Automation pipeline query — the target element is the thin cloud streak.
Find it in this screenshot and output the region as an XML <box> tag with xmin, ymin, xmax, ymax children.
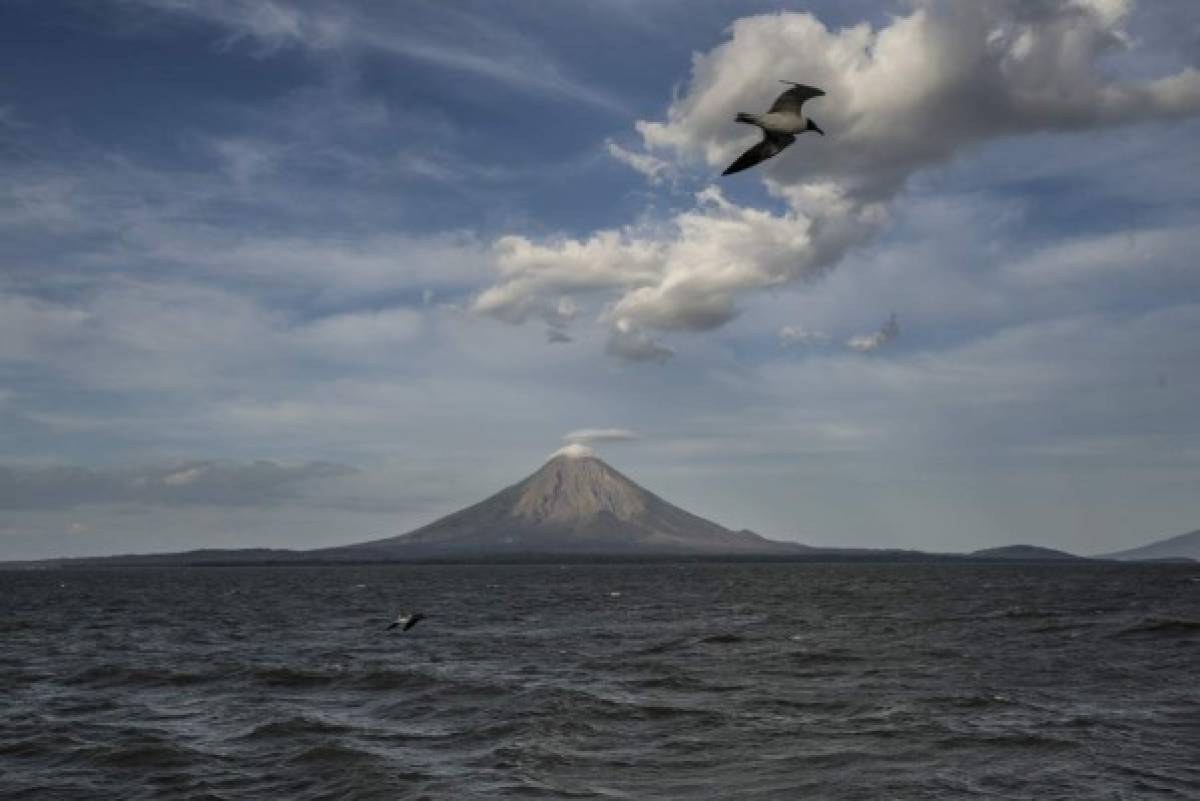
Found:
<box><xmin>563</xmin><ymin>428</ymin><xmax>641</xmax><ymax>445</ymax></box>
<box><xmin>125</xmin><ymin>0</ymin><xmax>627</xmax><ymax>113</ymax></box>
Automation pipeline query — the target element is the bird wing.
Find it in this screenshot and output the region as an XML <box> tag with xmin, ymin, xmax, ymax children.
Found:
<box><xmin>402</xmin><ymin>614</ymin><xmax>424</xmax><ymax>631</ymax></box>
<box><xmin>722</xmin><ymin>132</ymin><xmax>795</xmax><ymax>176</ymax></box>
<box><xmin>386</xmin><ymin>621</ymin><xmax>400</xmax><ymax>630</ymax></box>
<box><xmin>768</xmin><ymin>83</ymin><xmax>825</xmax><ymax>114</ymax></box>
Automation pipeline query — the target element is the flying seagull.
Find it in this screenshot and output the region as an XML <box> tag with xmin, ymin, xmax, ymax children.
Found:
<box><xmin>723</xmin><ymin>81</ymin><xmax>825</xmax><ymax>176</ymax></box>
<box><xmin>386</xmin><ymin>611</ymin><xmax>425</xmax><ymax>632</ymax></box>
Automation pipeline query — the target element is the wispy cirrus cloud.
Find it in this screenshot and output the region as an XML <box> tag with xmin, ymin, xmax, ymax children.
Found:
<box><xmin>606</xmin><ymin>139</ymin><xmax>674</xmax><ymax>184</ymax></box>
<box><xmin>123</xmin><ymin>0</ymin><xmax>626</xmax><ymax>113</ymax></box>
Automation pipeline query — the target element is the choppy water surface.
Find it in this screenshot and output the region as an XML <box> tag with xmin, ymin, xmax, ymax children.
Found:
<box><xmin>2</xmin><ymin>562</ymin><xmax>1198</xmax><ymax>799</ymax></box>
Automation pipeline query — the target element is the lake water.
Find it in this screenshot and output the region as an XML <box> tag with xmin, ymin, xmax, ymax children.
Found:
<box><xmin>2</xmin><ymin>562</ymin><xmax>1198</xmax><ymax>799</ymax></box>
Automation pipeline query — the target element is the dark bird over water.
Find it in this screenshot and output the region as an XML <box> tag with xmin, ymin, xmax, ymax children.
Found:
<box><xmin>386</xmin><ymin>611</ymin><xmax>425</xmax><ymax>631</ymax></box>
<box><xmin>723</xmin><ymin>81</ymin><xmax>825</xmax><ymax>176</ymax></box>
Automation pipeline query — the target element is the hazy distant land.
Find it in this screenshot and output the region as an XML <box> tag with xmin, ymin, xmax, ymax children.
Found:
<box><xmin>5</xmin><ymin>454</ymin><xmax>1194</xmax><ymax>568</ymax></box>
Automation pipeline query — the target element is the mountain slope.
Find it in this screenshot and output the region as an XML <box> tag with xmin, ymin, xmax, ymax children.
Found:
<box><xmin>1101</xmin><ymin>529</ymin><xmax>1200</xmax><ymax>561</ymax></box>
<box><xmin>331</xmin><ymin>451</ymin><xmax>798</xmax><ymax>557</ymax></box>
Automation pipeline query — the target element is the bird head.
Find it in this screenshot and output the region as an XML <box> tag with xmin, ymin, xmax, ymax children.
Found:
<box><xmin>806</xmin><ymin>118</ymin><xmax>825</xmax><ymax>136</ymax></box>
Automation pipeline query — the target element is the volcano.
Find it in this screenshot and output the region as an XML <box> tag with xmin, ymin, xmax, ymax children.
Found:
<box><xmin>330</xmin><ymin>447</ymin><xmax>798</xmax><ymax>558</ymax></box>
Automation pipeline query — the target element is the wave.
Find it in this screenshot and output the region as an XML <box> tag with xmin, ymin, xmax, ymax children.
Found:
<box><xmin>238</xmin><ymin>715</ymin><xmax>353</xmax><ymax>741</ymax></box>
<box><xmin>287</xmin><ymin>742</ymin><xmax>381</xmax><ymax>766</ymax></box>
<box><xmin>935</xmin><ymin>694</ymin><xmax>1014</xmax><ymax>709</ymax></box>
<box><xmin>347</xmin><ymin>668</ymin><xmax>445</xmax><ymax>692</ymax></box>
<box><xmin>627</xmin><ymin>636</ymin><xmax>693</xmax><ymax>656</ymax></box>
<box><xmin>0</xmin><ymin>731</ymin><xmax>85</xmax><ymax>760</ymax></box>
<box><xmin>936</xmin><ymin>732</ymin><xmax>1075</xmax><ymax>750</ymax></box>
<box><xmin>623</xmin><ymin>675</ymin><xmax>746</xmax><ymax>693</ymax></box>
<box><xmin>89</xmin><ymin>741</ymin><xmax>199</xmax><ymax>768</ymax></box>
<box><xmin>515</xmin><ymin>685</ymin><xmax>728</xmax><ymax>727</ymax></box>
<box><xmin>627</xmin><ymin>631</ymin><xmax>747</xmax><ymax>655</ymax></box>
<box><xmin>1112</xmin><ymin>618</ymin><xmax>1200</xmax><ymax>637</ymax></box>
<box><xmin>252</xmin><ymin>667</ymin><xmax>337</xmax><ymax>687</ymax></box>
<box><xmin>1030</xmin><ymin>621</ymin><xmax>1086</xmax><ymax>634</ymax></box>
<box><xmin>788</xmin><ymin>648</ymin><xmax>864</xmax><ymax>666</ymax></box>
<box><xmin>632</xmin><ymin>703</ymin><xmax>727</xmax><ymax>722</ymax></box>
<box><xmin>993</xmin><ymin>606</ymin><xmax>1056</xmax><ymax>619</ymax></box>
<box><xmin>64</xmin><ymin>664</ymin><xmax>215</xmax><ymax>687</ymax></box>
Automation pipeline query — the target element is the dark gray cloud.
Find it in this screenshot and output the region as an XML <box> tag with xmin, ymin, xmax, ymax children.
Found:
<box><xmin>605</xmin><ymin>319</ymin><xmax>674</xmax><ymax>364</ymax></box>
<box><xmin>847</xmin><ymin>313</ymin><xmax>899</xmax><ymax>353</ymax></box>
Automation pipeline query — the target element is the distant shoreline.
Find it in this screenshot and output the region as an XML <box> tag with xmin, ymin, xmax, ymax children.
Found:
<box><xmin>4</xmin><ymin>552</ymin><xmax>1195</xmax><ymax>570</ymax></box>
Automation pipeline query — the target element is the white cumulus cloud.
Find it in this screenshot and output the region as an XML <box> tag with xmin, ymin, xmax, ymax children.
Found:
<box><xmin>473</xmin><ymin>1</ymin><xmax>1200</xmax><ymax>360</ymax></box>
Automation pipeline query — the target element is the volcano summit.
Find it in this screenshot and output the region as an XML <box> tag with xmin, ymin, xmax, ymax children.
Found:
<box><xmin>331</xmin><ymin>448</ymin><xmax>797</xmax><ymax>559</ymax></box>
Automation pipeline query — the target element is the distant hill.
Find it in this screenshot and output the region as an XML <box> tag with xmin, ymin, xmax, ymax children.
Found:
<box><xmin>1100</xmin><ymin>529</ymin><xmax>1200</xmax><ymax>562</ymax></box>
<box><xmin>2</xmin><ymin>548</ymin><xmax>308</xmax><ymax>569</ymax></box>
<box><xmin>970</xmin><ymin>544</ymin><xmax>1082</xmax><ymax>561</ymax></box>
<box><xmin>319</xmin><ymin>449</ymin><xmax>802</xmax><ymax>559</ymax></box>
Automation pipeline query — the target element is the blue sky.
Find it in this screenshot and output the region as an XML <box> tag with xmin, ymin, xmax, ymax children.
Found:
<box><xmin>1</xmin><ymin>0</ymin><xmax>1198</xmax><ymax>559</ymax></box>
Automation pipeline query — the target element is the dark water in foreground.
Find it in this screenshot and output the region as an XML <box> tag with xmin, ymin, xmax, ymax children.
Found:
<box><xmin>2</xmin><ymin>563</ymin><xmax>1198</xmax><ymax>800</ymax></box>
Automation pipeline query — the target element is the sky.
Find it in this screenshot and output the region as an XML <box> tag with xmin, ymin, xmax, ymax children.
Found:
<box><xmin>1</xmin><ymin>0</ymin><xmax>1198</xmax><ymax>560</ymax></box>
